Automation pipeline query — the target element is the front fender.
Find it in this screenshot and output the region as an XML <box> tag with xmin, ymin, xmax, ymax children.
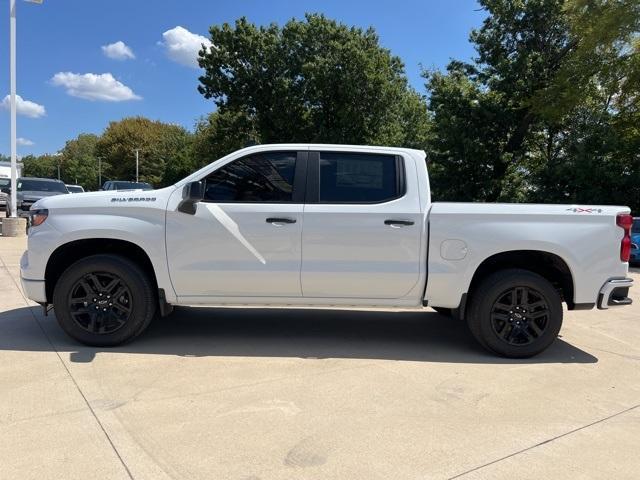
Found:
<box><xmin>24</xmin><ymin>208</ymin><xmax>175</xmax><ymax>303</ymax></box>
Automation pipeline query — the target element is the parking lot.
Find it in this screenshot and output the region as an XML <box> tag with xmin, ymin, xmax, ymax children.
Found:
<box><xmin>1</xmin><ymin>234</ymin><xmax>639</xmax><ymax>480</ymax></box>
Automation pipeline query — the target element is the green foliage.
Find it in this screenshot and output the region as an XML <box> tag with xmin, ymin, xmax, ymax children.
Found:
<box><xmin>22</xmin><ymin>154</ymin><xmax>59</xmax><ymax>179</ymax></box>
<box><xmin>198</xmin><ymin>14</ymin><xmax>430</xmax><ymax>149</ymax></box>
<box><xmin>190</xmin><ymin>110</ymin><xmax>259</xmax><ymax>170</ymax></box>
<box><xmin>21</xmin><ymin>135</ymin><xmax>101</xmax><ymax>189</ymax></box>
<box><xmin>95</xmin><ymin>117</ymin><xmax>193</xmax><ymax>187</ymax></box>
<box><xmin>533</xmin><ymin>0</ymin><xmax>640</xmax><ymax>120</ymax></box>
<box><xmin>60</xmin><ymin>133</ymin><xmax>101</xmax><ymax>188</ymax></box>
<box><xmin>425</xmin><ymin>0</ymin><xmax>640</xmax><ymax>211</ymax></box>
<box><xmin>425</xmin><ymin>66</ymin><xmax>514</xmax><ymax>201</ymax></box>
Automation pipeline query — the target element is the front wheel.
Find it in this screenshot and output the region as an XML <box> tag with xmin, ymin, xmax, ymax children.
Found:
<box><xmin>466</xmin><ymin>269</ymin><xmax>563</xmax><ymax>358</ymax></box>
<box><xmin>53</xmin><ymin>254</ymin><xmax>156</xmax><ymax>346</ymax></box>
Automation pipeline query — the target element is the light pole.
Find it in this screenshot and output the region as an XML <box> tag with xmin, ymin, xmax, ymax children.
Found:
<box><xmin>8</xmin><ymin>0</ymin><xmax>42</xmax><ymax>219</ymax></box>
<box><xmin>9</xmin><ymin>0</ymin><xmax>17</xmax><ymax>217</ymax></box>
<box><xmin>134</xmin><ymin>148</ymin><xmax>140</xmax><ymax>182</ymax></box>
<box><xmin>98</xmin><ymin>157</ymin><xmax>102</xmax><ymax>189</ymax></box>
<box><xmin>53</xmin><ymin>151</ymin><xmax>62</xmax><ymax>180</ymax></box>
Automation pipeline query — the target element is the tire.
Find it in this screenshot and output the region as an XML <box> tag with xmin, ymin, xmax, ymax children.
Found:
<box><xmin>466</xmin><ymin>269</ymin><xmax>563</xmax><ymax>358</ymax></box>
<box><xmin>53</xmin><ymin>254</ymin><xmax>156</xmax><ymax>346</ymax></box>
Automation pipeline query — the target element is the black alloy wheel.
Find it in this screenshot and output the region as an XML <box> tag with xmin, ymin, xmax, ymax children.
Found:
<box><xmin>68</xmin><ymin>272</ymin><xmax>133</xmax><ymax>335</ymax></box>
<box><xmin>489</xmin><ymin>286</ymin><xmax>549</xmax><ymax>346</ymax></box>
<box><xmin>466</xmin><ymin>269</ymin><xmax>563</xmax><ymax>358</ymax></box>
<box><xmin>53</xmin><ymin>254</ymin><xmax>156</xmax><ymax>346</ymax></box>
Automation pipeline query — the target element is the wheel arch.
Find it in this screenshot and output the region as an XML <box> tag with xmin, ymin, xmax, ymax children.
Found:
<box><xmin>464</xmin><ymin>250</ymin><xmax>576</xmax><ymax>314</ymax></box>
<box><xmin>45</xmin><ymin>238</ymin><xmax>159</xmax><ymax>303</ymax></box>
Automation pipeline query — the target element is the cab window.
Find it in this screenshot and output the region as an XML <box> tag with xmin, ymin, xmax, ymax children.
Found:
<box><xmin>203</xmin><ymin>152</ymin><xmax>297</xmax><ymax>203</ymax></box>
<box><xmin>318</xmin><ymin>152</ymin><xmax>403</xmax><ymax>203</ymax></box>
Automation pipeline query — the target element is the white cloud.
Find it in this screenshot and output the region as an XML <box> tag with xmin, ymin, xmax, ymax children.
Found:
<box><xmin>51</xmin><ymin>72</ymin><xmax>141</xmax><ymax>102</ymax></box>
<box><xmin>101</xmin><ymin>41</ymin><xmax>135</xmax><ymax>60</ymax></box>
<box><xmin>17</xmin><ymin>137</ymin><xmax>34</xmax><ymax>146</ymax></box>
<box><xmin>160</xmin><ymin>26</ymin><xmax>212</xmax><ymax>68</ymax></box>
<box><xmin>1</xmin><ymin>94</ymin><xmax>46</xmax><ymax>118</ymax></box>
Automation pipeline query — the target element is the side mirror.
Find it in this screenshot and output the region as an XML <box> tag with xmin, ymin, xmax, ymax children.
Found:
<box><xmin>177</xmin><ymin>180</ymin><xmax>204</xmax><ymax>215</ymax></box>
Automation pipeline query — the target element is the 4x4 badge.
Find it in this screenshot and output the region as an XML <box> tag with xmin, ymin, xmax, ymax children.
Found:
<box><xmin>566</xmin><ymin>208</ymin><xmax>602</xmax><ymax>213</ymax></box>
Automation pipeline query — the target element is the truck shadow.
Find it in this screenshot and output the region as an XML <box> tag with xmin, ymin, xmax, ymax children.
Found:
<box><xmin>1</xmin><ymin>306</ymin><xmax>597</xmax><ymax>365</ymax></box>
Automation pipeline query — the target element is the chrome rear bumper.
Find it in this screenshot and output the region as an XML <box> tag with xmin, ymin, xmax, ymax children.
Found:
<box><xmin>598</xmin><ymin>278</ymin><xmax>633</xmax><ymax>310</ymax></box>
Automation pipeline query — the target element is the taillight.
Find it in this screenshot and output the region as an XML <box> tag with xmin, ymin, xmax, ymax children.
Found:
<box><xmin>30</xmin><ymin>209</ymin><xmax>48</xmax><ymax>227</ymax></box>
<box><xmin>616</xmin><ymin>213</ymin><xmax>633</xmax><ymax>262</ymax></box>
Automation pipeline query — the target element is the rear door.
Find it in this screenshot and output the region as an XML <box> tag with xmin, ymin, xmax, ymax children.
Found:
<box><xmin>301</xmin><ymin>150</ymin><xmax>422</xmax><ymax>299</ymax></box>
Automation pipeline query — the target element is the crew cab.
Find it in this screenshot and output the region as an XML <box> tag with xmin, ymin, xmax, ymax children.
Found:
<box><xmin>19</xmin><ymin>144</ymin><xmax>634</xmax><ymax>357</ymax></box>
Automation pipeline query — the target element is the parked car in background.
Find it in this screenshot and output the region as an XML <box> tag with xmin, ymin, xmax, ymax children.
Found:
<box><xmin>4</xmin><ymin>177</ymin><xmax>69</xmax><ymax>218</ymax></box>
<box><xmin>65</xmin><ymin>184</ymin><xmax>85</xmax><ymax>194</ymax></box>
<box><xmin>0</xmin><ymin>178</ymin><xmax>9</xmax><ymax>211</ymax></box>
<box><xmin>101</xmin><ymin>181</ymin><xmax>153</xmax><ymax>191</ymax></box>
<box><xmin>631</xmin><ymin>217</ymin><xmax>640</xmax><ymax>266</ymax></box>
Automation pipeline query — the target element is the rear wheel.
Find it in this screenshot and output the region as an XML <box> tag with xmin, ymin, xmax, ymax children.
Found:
<box><xmin>466</xmin><ymin>269</ymin><xmax>563</xmax><ymax>358</ymax></box>
<box><xmin>53</xmin><ymin>254</ymin><xmax>156</xmax><ymax>346</ymax></box>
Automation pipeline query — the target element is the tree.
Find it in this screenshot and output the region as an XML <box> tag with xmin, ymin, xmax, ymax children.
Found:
<box><xmin>95</xmin><ymin>117</ymin><xmax>193</xmax><ymax>187</ymax></box>
<box><xmin>22</xmin><ymin>154</ymin><xmax>59</xmax><ymax>179</ymax></box>
<box><xmin>424</xmin><ymin>66</ymin><xmax>518</xmax><ymax>202</ymax></box>
<box><xmin>197</xmin><ymin>14</ymin><xmax>430</xmax><ymax>149</ymax></box>
<box><xmin>189</xmin><ymin>109</ymin><xmax>269</xmax><ymax>170</ymax></box>
<box><xmin>60</xmin><ymin>133</ymin><xmax>101</xmax><ymax>189</ymax></box>
<box><xmin>425</xmin><ymin>0</ymin><xmax>640</xmax><ymax>210</ymax></box>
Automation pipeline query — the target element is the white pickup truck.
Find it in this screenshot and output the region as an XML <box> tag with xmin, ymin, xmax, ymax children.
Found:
<box><xmin>20</xmin><ymin>144</ymin><xmax>634</xmax><ymax>357</ymax></box>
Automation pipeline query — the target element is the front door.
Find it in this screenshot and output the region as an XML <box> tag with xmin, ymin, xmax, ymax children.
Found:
<box><xmin>166</xmin><ymin>150</ymin><xmax>306</xmax><ymax>299</ymax></box>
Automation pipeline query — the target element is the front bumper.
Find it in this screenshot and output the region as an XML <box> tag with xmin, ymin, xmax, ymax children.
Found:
<box><xmin>20</xmin><ymin>251</ymin><xmax>46</xmax><ymax>303</ymax></box>
<box><xmin>20</xmin><ymin>277</ymin><xmax>46</xmax><ymax>303</ymax></box>
<box><xmin>598</xmin><ymin>278</ymin><xmax>633</xmax><ymax>309</ymax></box>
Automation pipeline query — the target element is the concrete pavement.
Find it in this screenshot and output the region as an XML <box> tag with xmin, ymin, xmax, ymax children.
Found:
<box><xmin>1</xmin><ymin>235</ymin><xmax>639</xmax><ymax>479</ymax></box>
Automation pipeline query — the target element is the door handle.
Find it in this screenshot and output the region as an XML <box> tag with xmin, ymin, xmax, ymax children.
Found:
<box><xmin>384</xmin><ymin>219</ymin><xmax>414</xmax><ymax>227</ymax></box>
<box><xmin>266</xmin><ymin>217</ymin><xmax>297</xmax><ymax>224</ymax></box>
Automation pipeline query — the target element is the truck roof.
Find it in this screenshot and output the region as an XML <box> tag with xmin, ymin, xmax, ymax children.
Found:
<box><xmin>250</xmin><ymin>143</ymin><xmax>426</xmax><ymax>156</ymax></box>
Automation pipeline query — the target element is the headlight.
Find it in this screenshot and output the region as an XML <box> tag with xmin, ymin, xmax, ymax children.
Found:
<box><xmin>30</xmin><ymin>209</ymin><xmax>48</xmax><ymax>227</ymax></box>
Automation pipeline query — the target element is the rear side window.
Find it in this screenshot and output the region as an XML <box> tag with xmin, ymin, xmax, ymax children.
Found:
<box><xmin>318</xmin><ymin>152</ymin><xmax>402</xmax><ymax>203</ymax></box>
<box><xmin>204</xmin><ymin>152</ymin><xmax>297</xmax><ymax>202</ymax></box>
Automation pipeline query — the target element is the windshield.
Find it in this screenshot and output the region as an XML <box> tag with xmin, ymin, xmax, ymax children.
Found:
<box><xmin>67</xmin><ymin>185</ymin><xmax>84</xmax><ymax>193</ymax></box>
<box><xmin>0</xmin><ymin>179</ymin><xmax>9</xmax><ymax>188</ymax></box>
<box><xmin>18</xmin><ymin>179</ymin><xmax>68</xmax><ymax>193</ymax></box>
<box><xmin>633</xmin><ymin>219</ymin><xmax>640</xmax><ymax>234</ymax></box>
<box><xmin>113</xmin><ymin>181</ymin><xmax>152</xmax><ymax>190</ymax></box>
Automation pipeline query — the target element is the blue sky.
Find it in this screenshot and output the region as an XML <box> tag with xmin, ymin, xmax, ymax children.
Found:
<box><xmin>0</xmin><ymin>0</ymin><xmax>485</xmax><ymax>156</ymax></box>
